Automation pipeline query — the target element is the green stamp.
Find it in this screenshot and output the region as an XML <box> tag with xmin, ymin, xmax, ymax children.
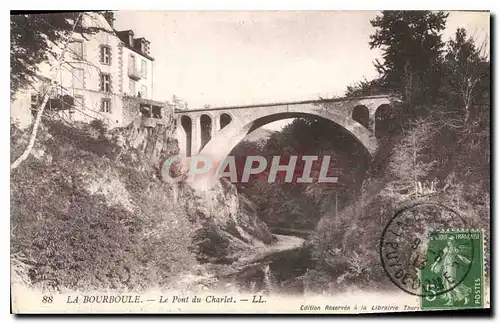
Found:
<box><xmin>420</xmin><ymin>230</ymin><xmax>484</xmax><ymax>309</ymax></box>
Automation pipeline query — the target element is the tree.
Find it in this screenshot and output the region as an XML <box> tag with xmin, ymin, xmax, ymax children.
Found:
<box><xmin>10</xmin><ymin>11</ymin><xmax>108</xmax><ymax>100</ymax></box>
<box><xmin>11</xmin><ymin>13</ymin><xmax>85</xmax><ymax>170</ymax></box>
<box><xmin>369</xmin><ymin>11</ymin><xmax>448</xmax><ymax>115</ymax></box>
<box><xmin>440</xmin><ymin>28</ymin><xmax>489</xmax><ymax>128</ymax></box>
<box><xmin>388</xmin><ymin>118</ymin><xmax>437</xmax><ymax>196</ymax></box>
<box><xmin>11</xmin><ymin>12</ymin><xmax>110</xmax><ymax>170</ymax></box>
<box><xmin>344</xmin><ymin>77</ymin><xmax>389</xmax><ymax>98</ymax></box>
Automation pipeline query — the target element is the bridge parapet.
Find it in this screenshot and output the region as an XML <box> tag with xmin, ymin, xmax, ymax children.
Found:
<box><xmin>175</xmin><ymin>95</ymin><xmax>394</xmax><ymax>114</ymax></box>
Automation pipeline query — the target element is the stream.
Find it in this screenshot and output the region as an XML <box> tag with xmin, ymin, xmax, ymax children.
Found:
<box><xmin>213</xmin><ymin>233</ymin><xmax>312</xmax><ymax>295</ymax></box>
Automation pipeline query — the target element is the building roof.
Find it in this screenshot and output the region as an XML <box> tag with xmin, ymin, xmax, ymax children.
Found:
<box><xmin>115</xmin><ymin>29</ymin><xmax>155</xmax><ymax>61</ymax></box>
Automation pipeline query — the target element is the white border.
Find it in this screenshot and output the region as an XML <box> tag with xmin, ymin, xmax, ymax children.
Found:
<box><xmin>3</xmin><ymin>2</ymin><xmax>496</xmax><ymax>323</ymax></box>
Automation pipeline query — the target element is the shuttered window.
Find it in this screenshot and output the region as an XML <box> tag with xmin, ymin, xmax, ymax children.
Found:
<box><xmin>100</xmin><ymin>45</ymin><xmax>111</xmax><ymax>65</ymax></box>
<box><xmin>101</xmin><ymin>98</ymin><xmax>111</xmax><ymax>113</ymax></box>
<box><xmin>100</xmin><ymin>73</ymin><xmax>111</xmax><ymax>92</ymax></box>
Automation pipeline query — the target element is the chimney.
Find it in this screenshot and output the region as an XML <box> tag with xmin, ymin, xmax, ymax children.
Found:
<box><xmin>103</xmin><ymin>11</ymin><xmax>115</xmax><ymax>28</ymax></box>
<box><xmin>129</xmin><ymin>31</ymin><xmax>134</xmax><ymax>47</ymax></box>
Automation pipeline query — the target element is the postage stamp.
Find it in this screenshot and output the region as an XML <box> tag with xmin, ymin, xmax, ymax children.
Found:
<box><xmin>420</xmin><ymin>229</ymin><xmax>484</xmax><ymax>309</ymax></box>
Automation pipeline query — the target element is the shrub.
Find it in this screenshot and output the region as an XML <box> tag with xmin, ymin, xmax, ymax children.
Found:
<box><xmin>11</xmin><ymin>159</ymin><xmax>145</xmax><ymax>291</ymax></box>
<box><xmin>89</xmin><ymin>119</ymin><xmax>108</xmax><ymax>135</ymax></box>
<box><xmin>191</xmin><ymin>221</ymin><xmax>231</xmax><ymax>264</ymax></box>
<box><xmin>45</xmin><ymin>120</ymin><xmax>121</xmax><ymax>160</ymax></box>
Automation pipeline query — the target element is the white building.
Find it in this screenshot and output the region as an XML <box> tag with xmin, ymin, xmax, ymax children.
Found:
<box><xmin>11</xmin><ymin>12</ymin><xmax>164</xmax><ymax>129</ymax></box>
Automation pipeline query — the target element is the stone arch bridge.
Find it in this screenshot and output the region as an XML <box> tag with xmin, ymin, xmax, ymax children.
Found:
<box><xmin>174</xmin><ymin>95</ymin><xmax>399</xmax><ymax>165</ymax></box>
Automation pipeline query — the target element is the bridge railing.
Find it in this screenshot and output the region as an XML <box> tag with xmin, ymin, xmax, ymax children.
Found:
<box><xmin>173</xmin><ymin>94</ymin><xmax>396</xmax><ymax>113</ymax></box>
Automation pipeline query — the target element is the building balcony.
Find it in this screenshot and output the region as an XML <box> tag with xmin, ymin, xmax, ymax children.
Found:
<box><xmin>122</xmin><ymin>96</ymin><xmax>167</xmax><ymax>127</ymax></box>
<box><xmin>128</xmin><ymin>67</ymin><xmax>142</xmax><ymax>80</ymax></box>
<box><xmin>140</xmin><ymin>103</ymin><xmax>163</xmax><ymax>119</ymax></box>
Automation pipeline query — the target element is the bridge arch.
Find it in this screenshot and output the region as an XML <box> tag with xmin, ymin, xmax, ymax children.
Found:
<box><xmin>352</xmin><ymin>105</ymin><xmax>370</xmax><ymax>129</ymax></box>
<box><xmin>200</xmin><ymin>114</ymin><xmax>212</xmax><ymax>151</ymax></box>
<box><xmin>198</xmin><ymin>106</ymin><xmax>376</xmax><ymax>173</ymax></box>
<box><xmin>219</xmin><ymin>112</ymin><xmax>233</xmax><ymax>131</ymax></box>
<box><xmin>180</xmin><ymin>115</ymin><xmax>193</xmax><ymax>157</ymax></box>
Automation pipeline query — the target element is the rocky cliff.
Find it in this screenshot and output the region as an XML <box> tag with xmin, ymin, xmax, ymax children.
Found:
<box><xmin>10</xmin><ymin>114</ymin><xmax>274</xmax><ymax>292</ymax></box>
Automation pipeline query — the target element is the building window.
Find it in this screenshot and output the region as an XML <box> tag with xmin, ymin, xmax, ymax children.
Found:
<box><xmin>140</xmin><ymin>85</ymin><xmax>147</xmax><ymax>98</ymax></box>
<box><xmin>30</xmin><ymin>94</ymin><xmax>40</xmax><ymax>116</ymax></box>
<box><xmin>129</xmin><ymin>79</ymin><xmax>136</xmax><ymax>96</ymax></box>
<box><xmin>152</xmin><ymin>106</ymin><xmax>162</xmax><ymax>119</ymax></box>
<box><xmin>141</xmin><ymin>60</ymin><xmax>147</xmax><ymax>78</ymax></box>
<box><xmin>100</xmin><ymin>45</ymin><xmax>111</xmax><ymax>65</ymax></box>
<box><xmin>70</xmin><ymin>39</ymin><xmax>84</xmax><ymax>59</ymax></box>
<box><xmin>100</xmin><ymin>73</ymin><xmax>111</xmax><ymax>92</ymax></box>
<box><xmin>61</xmin><ymin>95</ymin><xmax>74</xmax><ymax>111</ymax></box>
<box><xmin>72</xmin><ymin>68</ymin><xmax>84</xmax><ymax>89</ymax></box>
<box><xmin>129</xmin><ymin>54</ymin><xmax>135</xmax><ymax>72</ymax></box>
<box><xmin>140</xmin><ymin>104</ymin><xmax>151</xmax><ymax>117</ymax></box>
<box><xmin>101</xmin><ymin>98</ymin><xmax>111</xmax><ymax>113</ymax></box>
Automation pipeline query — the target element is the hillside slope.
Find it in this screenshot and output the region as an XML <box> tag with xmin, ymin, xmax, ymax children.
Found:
<box><xmin>10</xmin><ymin>118</ymin><xmax>274</xmax><ymax>292</ymax></box>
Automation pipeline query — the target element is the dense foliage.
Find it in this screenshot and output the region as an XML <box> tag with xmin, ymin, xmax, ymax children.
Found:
<box><xmin>231</xmin><ymin>117</ymin><xmax>370</xmax><ymax>230</ymax></box>
<box><xmin>11</xmin><ymin>119</ymin><xmax>275</xmax><ymax>291</ymax></box>
<box><xmin>308</xmin><ymin>13</ymin><xmax>490</xmax><ymax>292</ymax></box>
<box><xmin>369</xmin><ymin>11</ymin><xmax>448</xmax><ymax>113</ymax></box>
<box><xmin>231</xmin><ymin>11</ymin><xmax>490</xmax><ymax>293</ymax></box>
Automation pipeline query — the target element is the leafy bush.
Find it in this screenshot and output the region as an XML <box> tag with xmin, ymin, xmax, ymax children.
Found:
<box><xmin>191</xmin><ymin>221</ymin><xmax>232</xmax><ymax>264</ymax></box>
<box><xmin>89</xmin><ymin>118</ymin><xmax>108</xmax><ymax>135</ymax></box>
<box><xmin>306</xmin><ymin>113</ymin><xmax>490</xmax><ymax>293</ymax></box>
<box><xmin>46</xmin><ymin>120</ymin><xmax>121</xmax><ymax>160</ymax></box>
<box><xmin>306</xmin><ymin>191</ymin><xmax>395</xmax><ymax>293</ymax></box>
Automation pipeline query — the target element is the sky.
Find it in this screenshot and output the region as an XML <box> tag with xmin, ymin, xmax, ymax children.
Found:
<box><xmin>114</xmin><ymin>11</ymin><xmax>489</xmax><ymax>129</ymax></box>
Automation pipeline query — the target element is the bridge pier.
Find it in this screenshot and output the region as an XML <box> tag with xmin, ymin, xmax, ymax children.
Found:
<box><xmin>212</xmin><ymin>117</ymin><xmax>219</xmax><ymax>143</ymax></box>
<box><xmin>176</xmin><ymin>125</ymin><xmax>187</xmax><ymax>157</ymax></box>
<box><xmin>192</xmin><ymin>115</ymin><xmax>202</xmax><ymax>155</ymax></box>
<box><xmin>214</xmin><ymin>115</ymin><xmax>221</xmax><ymax>133</ymax></box>
<box><xmin>367</xmin><ymin>103</ymin><xmax>378</xmax><ymax>134</ymax></box>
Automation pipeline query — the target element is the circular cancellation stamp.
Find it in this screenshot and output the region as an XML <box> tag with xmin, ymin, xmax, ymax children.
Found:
<box><xmin>379</xmin><ymin>202</ymin><xmax>484</xmax><ymax>308</ymax></box>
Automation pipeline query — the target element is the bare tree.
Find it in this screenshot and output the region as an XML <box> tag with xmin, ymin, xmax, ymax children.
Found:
<box><xmin>11</xmin><ymin>13</ymin><xmax>83</xmax><ymax>170</ymax></box>
<box><xmin>388</xmin><ymin>118</ymin><xmax>437</xmax><ymax>196</ymax></box>
<box><xmin>11</xmin><ymin>12</ymin><xmax>114</xmax><ymax>170</ymax></box>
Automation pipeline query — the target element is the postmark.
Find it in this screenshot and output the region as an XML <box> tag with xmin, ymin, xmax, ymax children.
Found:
<box><xmin>379</xmin><ymin>202</ymin><xmax>477</xmax><ymax>298</ymax></box>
